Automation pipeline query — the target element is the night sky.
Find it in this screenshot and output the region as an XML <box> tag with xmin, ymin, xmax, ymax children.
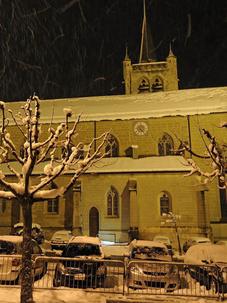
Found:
<box><xmin>1</xmin><ymin>0</ymin><xmax>227</xmax><ymax>101</ymax></box>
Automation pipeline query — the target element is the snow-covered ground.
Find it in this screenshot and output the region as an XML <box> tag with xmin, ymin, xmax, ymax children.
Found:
<box><xmin>0</xmin><ymin>287</ymin><xmax>222</xmax><ymax>303</ymax></box>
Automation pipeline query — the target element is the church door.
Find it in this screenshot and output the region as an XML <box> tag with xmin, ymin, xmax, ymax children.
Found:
<box><xmin>89</xmin><ymin>207</ymin><xmax>99</xmax><ymax>237</ymax></box>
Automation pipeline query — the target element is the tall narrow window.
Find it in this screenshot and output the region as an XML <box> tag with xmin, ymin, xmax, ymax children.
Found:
<box><xmin>47</xmin><ymin>198</ymin><xmax>59</xmax><ymax>214</ymax></box>
<box><xmin>0</xmin><ymin>198</ymin><xmax>6</xmax><ymax>214</ymax></box>
<box><xmin>105</xmin><ymin>134</ymin><xmax>119</xmax><ymax>157</ymax></box>
<box><xmin>160</xmin><ymin>192</ymin><xmax>172</xmax><ymax>215</ymax></box>
<box><xmin>47</xmin><ymin>182</ymin><xmax>59</xmax><ymax>214</ymax></box>
<box><xmin>158</xmin><ymin>133</ymin><xmax>174</xmax><ymax>156</ymax></box>
<box><xmin>107</xmin><ymin>187</ymin><xmax>119</xmax><ymax>217</ymax></box>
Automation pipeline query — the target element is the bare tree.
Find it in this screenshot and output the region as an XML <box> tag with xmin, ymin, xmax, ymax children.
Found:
<box><xmin>0</xmin><ymin>95</ymin><xmax>109</xmax><ymax>303</ymax></box>
<box><xmin>178</xmin><ymin>125</ymin><xmax>226</xmax><ymax>188</ymax></box>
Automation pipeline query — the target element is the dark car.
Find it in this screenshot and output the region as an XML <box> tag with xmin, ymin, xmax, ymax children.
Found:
<box><xmin>184</xmin><ymin>243</ymin><xmax>227</xmax><ymax>293</ymax></box>
<box><xmin>53</xmin><ymin>236</ymin><xmax>107</xmax><ymax>288</ymax></box>
<box><xmin>153</xmin><ymin>235</ymin><xmax>174</xmax><ymax>256</ymax></box>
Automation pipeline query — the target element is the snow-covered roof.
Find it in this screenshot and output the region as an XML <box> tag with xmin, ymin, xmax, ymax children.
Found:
<box><xmin>0</xmin><ymin>156</ymin><xmax>191</xmax><ymax>175</ymax></box>
<box><xmin>5</xmin><ymin>86</ymin><xmax>227</xmax><ymax>123</ymax></box>
<box><xmin>85</xmin><ymin>156</ymin><xmax>191</xmax><ymax>173</ymax></box>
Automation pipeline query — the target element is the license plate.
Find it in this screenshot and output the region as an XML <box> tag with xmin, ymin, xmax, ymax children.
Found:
<box><xmin>74</xmin><ymin>273</ymin><xmax>86</xmax><ymax>280</ymax></box>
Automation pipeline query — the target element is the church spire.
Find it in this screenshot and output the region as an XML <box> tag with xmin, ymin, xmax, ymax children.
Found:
<box><xmin>139</xmin><ymin>0</ymin><xmax>156</xmax><ymax>63</ymax></box>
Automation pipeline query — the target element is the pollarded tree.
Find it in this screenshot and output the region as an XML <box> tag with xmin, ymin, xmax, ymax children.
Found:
<box><xmin>179</xmin><ymin>126</ymin><xmax>226</xmax><ymax>188</ymax></box>
<box><xmin>0</xmin><ymin>95</ymin><xmax>109</xmax><ymax>303</ymax></box>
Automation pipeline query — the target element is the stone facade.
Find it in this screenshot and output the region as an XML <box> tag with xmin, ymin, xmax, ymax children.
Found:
<box><xmin>0</xmin><ymin>90</ymin><xmax>226</xmax><ymax>250</ymax></box>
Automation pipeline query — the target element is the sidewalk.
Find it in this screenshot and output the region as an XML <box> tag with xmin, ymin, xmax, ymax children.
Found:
<box><xmin>0</xmin><ymin>287</ymin><xmax>223</xmax><ymax>303</ymax></box>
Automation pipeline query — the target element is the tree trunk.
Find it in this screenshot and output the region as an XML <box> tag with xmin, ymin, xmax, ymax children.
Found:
<box><xmin>20</xmin><ymin>200</ymin><xmax>34</xmax><ymax>303</ymax></box>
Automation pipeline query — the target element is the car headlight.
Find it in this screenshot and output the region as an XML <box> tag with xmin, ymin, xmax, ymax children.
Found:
<box><xmin>58</xmin><ymin>263</ymin><xmax>67</xmax><ymax>273</ymax></box>
<box><xmin>222</xmin><ymin>271</ymin><xmax>227</xmax><ymax>282</ymax></box>
<box><xmin>129</xmin><ymin>265</ymin><xmax>143</xmax><ymax>274</ymax></box>
<box><xmin>96</xmin><ymin>265</ymin><xmax>106</xmax><ymax>276</ymax></box>
<box><xmin>170</xmin><ymin>265</ymin><xmax>178</xmax><ymax>274</ymax></box>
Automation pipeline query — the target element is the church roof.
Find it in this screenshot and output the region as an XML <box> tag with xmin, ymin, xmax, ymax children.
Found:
<box><xmin>0</xmin><ymin>156</ymin><xmax>191</xmax><ymax>175</ymax></box>
<box><xmin>5</xmin><ymin>86</ymin><xmax>227</xmax><ymax>123</ymax></box>
<box><xmin>85</xmin><ymin>156</ymin><xmax>190</xmax><ymax>173</ymax></box>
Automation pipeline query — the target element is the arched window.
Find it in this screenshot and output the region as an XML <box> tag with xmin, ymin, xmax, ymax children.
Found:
<box><xmin>138</xmin><ymin>78</ymin><xmax>150</xmax><ymax>93</ymax></box>
<box><xmin>158</xmin><ymin>133</ymin><xmax>174</xmax><ymax>156</ymax></box>
<box><xmin>105</xmin><ymin>135</ymin><xmax>119</xmax><ymax>157</ymax></box>
<box><xmin>159</xmin><ymin>192</ymin><xmax>172</xmax><ymax>215</ymax></box>
<box><xmin>152</xmin><ymin>77</ymin><xmax>163</xmax><ymax>92</ymax></box>
<box><xmin>107</xmin><ymin>186</ymin><xmax>119</xmax><ymax>217</ymax></box>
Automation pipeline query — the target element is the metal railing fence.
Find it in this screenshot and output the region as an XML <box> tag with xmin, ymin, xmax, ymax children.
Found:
<box><xmin>0</xmin><ymin>255</ymin><xmax>226</xmax><ymax>300</ymax></box>
<box><xmin>33</xmin><ymin>256</ymin><xmax>125</xmax><ymax>294</ymax></box>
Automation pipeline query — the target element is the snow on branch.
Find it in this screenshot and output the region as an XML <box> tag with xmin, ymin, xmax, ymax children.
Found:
<box><xmin>0</xmin><ymin>95</ymin><xmax>109</xmax><ymax>201</ymax></box>
<box><xmin>179</xmin><ymin>126</ymin><xmax>226</xmax><ymax>189</ymax></box>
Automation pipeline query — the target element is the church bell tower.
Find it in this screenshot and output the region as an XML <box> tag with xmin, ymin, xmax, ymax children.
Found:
<box><xmin>123</xmin><ymin>0</ymin><xmax>179</xmax><ymax>94</ymax></box>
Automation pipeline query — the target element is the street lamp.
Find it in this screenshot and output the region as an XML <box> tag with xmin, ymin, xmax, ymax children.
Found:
<box><xmin>161</xmin><ymin>212</ymin><xmax>182</xmax><ymax>255</ymax></box>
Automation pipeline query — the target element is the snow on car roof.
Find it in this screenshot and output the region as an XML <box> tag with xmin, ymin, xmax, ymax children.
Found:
<box><xmin>189</xmin><ymin>237</ymin><xmax>211</xmax><ymax>242</ymax></box>
<box><xmin>69</xmin><ymin>236</ymin><xmax>101</xmax><ymax>245</ymax></box>
<box><xmin>184</xmin><ymin>244</ymin><xmax>227</xmax><ymax>264</ymax></box>
<box><xmin>0</xmin><ymin>235</ymin><xmax>23</xmax><ymax>243</ymax></box>
<box><xmin>130</xmin><ymin>240</ymin><xmax>167</xmax><ymax>249</ymax></box>
<box><xmin>53</xmin><ymin>230</ymin><xmax>71</xmax><ymax>235</ymax></box>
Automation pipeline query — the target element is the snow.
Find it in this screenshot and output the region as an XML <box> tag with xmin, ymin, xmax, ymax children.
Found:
<box><xmin>0</xmin><ymin>156</ymin><xmax>192</xmax><ymax>177</ymax></box>
<box><xmin>0</xmin><ymin>287</ymin><xmax>221</xmax><ymax>303</ymax></box>
<box><xmin>184</xmin><ymin>243</ymin><xmax>227</xmax><ymax>264</ymax></box>
<box><xmin>130</xmin><ymin>239</ymin><xmax>168</xmax><ymax>249</ymax></box>
<box><xmin>4</xmin><ymin>86</ymin><xmax>227</xmax><ymax>123</ymax></box>
<box><xmin>69</xmin><ymin>236</ymin><xmax>101</xmax><ymax>245</ymax></box>
<box><xmin>84</xmin><ymin>156</ymin><xmax>191</xmax><ymax>173</ymax></box>
<box><xmin>0</xmin><ymin>235</ymin><xmax>22</xmax><ymax>243</ymax></box>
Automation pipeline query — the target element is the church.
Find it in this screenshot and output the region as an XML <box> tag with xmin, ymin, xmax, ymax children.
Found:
<box><xmin>0</xmin><ymin>1</ymin><xmax>226</xmax><ymax>249</ymax></box>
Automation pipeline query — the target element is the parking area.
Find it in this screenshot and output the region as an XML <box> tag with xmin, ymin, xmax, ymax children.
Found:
<box><xmin>29</xmin><ymin>257</ymin><xmax>225</xmax><ymax>300</ymax></box>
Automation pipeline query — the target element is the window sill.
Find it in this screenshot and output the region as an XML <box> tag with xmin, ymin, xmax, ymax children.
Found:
<box><xmin>44</xmin><ymin>212</ymin><xmax>60</xmax><ymax>216</ymax></box>
<box><xmin>105</xmin><ymin>215</ymin><xmax>119</xmax><ymax>218</ymax></box>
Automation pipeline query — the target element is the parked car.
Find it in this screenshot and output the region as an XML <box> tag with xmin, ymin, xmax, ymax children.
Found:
<box><xmin>53</xmin><ymin>236</ymin><xmax>107</xmax><ymax>288</ymax></box>
<box><xmin>184</xmin><ymin>243</ymin><xmax>227</xmax><ymax>292</ymax></box>
<box><xmin>127</xmin><ymin>239</ymin><xmax>179</xmax><ymax>291</ymax></box>
<box><xmin>0</xmin><ymin>235</ymin><xmax>46</xmax><ymax>284</ymax></box>
<box><xmin>13</xmin><ymin>222</ymin><xmax>45</xmax><ymax>245</ymax></box>
<box><xmin>50</xmin><ymin>230</ymin><xmax>73</xmax><ymax>250</ymax></box>
<box><xmin>216</xmin><ymin>240</ymin><xmax>227</xmax><ymax>246</ymax></box>
<box><xmin>183</xmin><ymin>237</ymin><xmax>211</xmax><ymax>253</ymax></box>
<box><xmin>153</xmin><ymin>235</ymin><xmax>173</xmax><ymax>255</ymax></box>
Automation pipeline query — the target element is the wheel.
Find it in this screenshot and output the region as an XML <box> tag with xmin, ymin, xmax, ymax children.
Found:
<box><xmin>40</xmin><ymin>263</ymin><xmax>47</xmax><ymax>279</ymax></box>
<box><xmin>53</xmin><ymin>273</ymin><xmax>61</xmax><ymax>287</ymax></box>
<box><xmin>208</xmin><ymin>277</ymin><xmax>218</xmax><ymax>293</ymax></box>
<box><xmin>185</xmin><ymin>269</ymin><xmax>192</xmax><ymax>283</ymax></box>
<box><xmin>14</xmin><ymin>274</ymin><xmax>22</xmax><ymax>285</ymax></box>
<box><xmin>53</xmin><ymin>278</ymin><xmax>61</xmax><ymax>287</ymax></box>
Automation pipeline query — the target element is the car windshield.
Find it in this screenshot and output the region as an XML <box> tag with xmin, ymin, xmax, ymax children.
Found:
<box><xmin>132</xmin><ymin>246</ymin><xmax>168</xmax><ymax>259</ymax></box>
<box><xmin>63</xmin><ymin>243</ymin><xmax>101</xmax><ymax>257</ymax></box>
<box><xmin>52</xmin><ymin>233</ymin><xmax>70</xmax><ymax>240</ymax></box>
<box><xmin>0</xmin><ymin>241</ymin><xmax>18</xmax><ymax>255</ymax></box>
